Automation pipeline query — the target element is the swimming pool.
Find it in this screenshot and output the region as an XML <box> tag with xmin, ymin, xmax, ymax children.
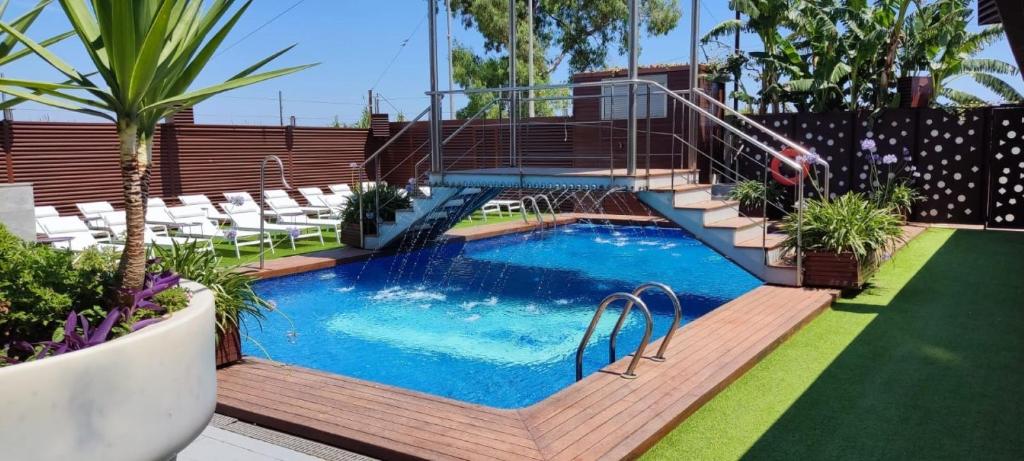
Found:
<box><xmin>247</xmin><ymin>223</ymin><xmax>762</xmax><ymax>408</ymax></box>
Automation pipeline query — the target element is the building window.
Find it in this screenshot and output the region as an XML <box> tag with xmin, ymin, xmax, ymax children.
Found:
<box><xmin>600</xmin><ymin>73</ymin><xmax>668</xmax><ymax>120</ymax></box>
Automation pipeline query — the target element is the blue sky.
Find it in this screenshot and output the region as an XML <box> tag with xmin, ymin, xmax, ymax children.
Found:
<box><xmin>4</xmin><ymin>0</ymin><xmax>1021</xmax><ymax>125</ymax></box>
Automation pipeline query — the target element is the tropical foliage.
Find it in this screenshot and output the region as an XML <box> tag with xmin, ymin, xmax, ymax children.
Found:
<box><xmin>780</xmin><ymin>193</ymin><xmax>904</xmax><ymax>263</ymax></box>
<box><xmin>150</xmin><ymin>241</ymin><xmax>276</xmax><ymax>339</ymax></box>
<box><xmin>0</xmin><ymin>0</ymin><xmax>314</xmax><ymax>293</ymax></box>
<box><xmin>703</xmin><ymin>0</ymin><xmax>1020</xmax><ymax>112</ymax></box>
<box><xmin>341</xmin><ymin>185</ymin><xmax>413</xmax><ymax>226</ymax></box>
<box><xmin>0</xmin><ymin>224</ymin><xmax>185</xmax><ymax>366</ymax></box>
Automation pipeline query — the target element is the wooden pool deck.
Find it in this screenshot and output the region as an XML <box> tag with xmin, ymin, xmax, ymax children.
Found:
<box><xmin>216</xmin><ymin>285</ymin><xmax>836</xmax><ymax>460</ymax></box>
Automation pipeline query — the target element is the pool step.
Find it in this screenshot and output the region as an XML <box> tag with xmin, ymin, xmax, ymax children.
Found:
<box><xmin>635</xmin><ymin>188</ymin><xmax>799</xmax><ymax>286</ymax></box>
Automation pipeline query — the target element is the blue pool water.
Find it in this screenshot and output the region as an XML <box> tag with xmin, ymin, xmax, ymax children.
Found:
<box><xmin>247</xmin><ymin>223</ymin><xmax>762</xmax><ymax>408</ymax></box>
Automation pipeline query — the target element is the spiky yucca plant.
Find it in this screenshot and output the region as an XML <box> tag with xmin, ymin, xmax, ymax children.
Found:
<box><xmin>0</xmin><ymin>0</ymin><xmax>315</xmax><ymax>291</ymax></box>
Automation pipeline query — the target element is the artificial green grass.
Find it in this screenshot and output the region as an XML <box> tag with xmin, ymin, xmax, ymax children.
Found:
<box><xmin>642</xmin><ymin>228</ymin><xmax>1024</xmax><ymax>460</ymax></box>
<box><xmin>452</xmin><ymin>211</ymin><xmax>539</xmax><ymax>229</ymax></box>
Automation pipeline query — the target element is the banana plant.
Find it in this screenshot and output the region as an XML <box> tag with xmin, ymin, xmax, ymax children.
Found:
<box><xmin>900</xmin><ymin>0</ymin><xmax>1021</xmax><ymax>106</ymax></box>
<box><xmin>0</xmin><ymin>0</ymin><xmax>316</xmax><ymax>291</ymax></box>
<box><xmin>0</xmin><ymin>0</ymin><xmax>74</xmax><ymax>107</ymax></box>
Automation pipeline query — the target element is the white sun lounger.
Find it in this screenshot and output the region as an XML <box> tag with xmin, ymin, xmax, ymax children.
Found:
<box><xmin>177</xmin><ymin>194</ymin><xmax>231</xmax><ymax>223</ymax></box>
<box><xmin>75</xmin><ymin>201</ymin><xmax>116</xmax><ymax>240</ymax></box>
<box><xmin>168</xmin><ymin>206</ymin><xmax>268</xmax><ymax>259</ymax></box>
<box><xmin>265</xmin><ymin>189</ymin><xmax>326</xmax><ymax>217</ymax></box>
<box><xmin>328</xmin><ymin>184</ymin><xmax>353</xmax><ymax>195</ymax></box>
<box><xmin>223</xmin><ymin>191</ymin><xmax>255</xmax><ymax>204</ymax></box>
<box><xmin>100</xmin><ymin>211</ymin><xmax>213</xmax><ymax>253</ymax></box>
<box><xmin>37</xmin><ymin>216</ymin><xmax>124</xmax><ymax>253</ymax></box>
<box><xmin>266</xmin><ymin>197</ymin><xmax>343</xmax><ymax>243</ymax></box>
<box><xmin>220</xmin><ymin>201</ymin><xmax>323</xmax><ymax>249</ymax></box>
<box><xmin>299</xmin><ymin>186</ymin><xmax>350</xmax><ymax>213</ymax></box>
<box><xmin>34</xmin><ymin>206</ymin><xmax>60</xmax><ymax>234</ymax></box>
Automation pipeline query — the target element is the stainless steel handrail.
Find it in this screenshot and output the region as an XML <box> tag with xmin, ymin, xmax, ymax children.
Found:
<box><xmin>442</xmin><ymin>98</ymin><xmax>503</xmax><ymax>146</ymax></box>
<box><xmin>608</xmin><ymin>282</ymin><xmax>682</xmax><ymax>363</ymax></box>
<box><xmin>259</xmin><ymin>155</ymin><xmax>291</xmax><ymax>269</ymax></box>
<box><xmin>534</xmin><ymin>194</ymin><xmax>557</xmax><ymax>225</ymax></box>
<box><xmin>519</xmin><ymin>196</ymin><xmax>543</xmax><ymax>227</ymax></box>
<box><xmin>686</xmin><ymin>88</ymin><xmax>831</xmax><ymax>199</ymax></box>
<box><xmin>575</xmin><ymin>292</ymin><xmax>653</xmax><ymax>381</ymax></box>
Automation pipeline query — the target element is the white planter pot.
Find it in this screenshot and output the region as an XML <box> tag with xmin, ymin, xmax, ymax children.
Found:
<box><xmin>0</xmin><ymin>281</ymin><xmax>217</xmax><ymax>461</ymax></box>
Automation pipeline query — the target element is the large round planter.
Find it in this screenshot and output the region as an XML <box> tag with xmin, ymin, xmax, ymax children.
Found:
<box><xmin>0</xmin><ymin>281</ymin><xmax>217</xmax><ymax>461</ymax></box>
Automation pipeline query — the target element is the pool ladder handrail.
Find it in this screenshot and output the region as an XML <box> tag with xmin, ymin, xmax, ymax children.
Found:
<box><xmin>534</xmin><ymin>194</ymin><xmax>558</xmax><ymax>227</ymax></box>
<box><xmin>519</xmin><ymin>196</ymin><xmax>545</xmax><ymax>228</ymax></box>
<box><xmin>609</xmin><ymin>282</ymin><xmax>682</xmax><ymax>364</ymax></box>
<box><xmin>575</xmin><ymin>292</ymin><xmax>653</xmax><ymax>381</ymax></box>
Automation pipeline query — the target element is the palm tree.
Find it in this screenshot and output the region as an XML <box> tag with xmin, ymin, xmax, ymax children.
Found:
<box><xmin>901</xmin><ymin>0</ymin><xmax>1021</xmax><ymax>106</ymax></box>
<box><xmin>0</xmin><ymin>0</ymin><xmax>315</xmax><ymax>291</ymax></box>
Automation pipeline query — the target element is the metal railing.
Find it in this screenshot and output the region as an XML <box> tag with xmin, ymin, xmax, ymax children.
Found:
<box><xmin>576</xmin><ymin>292</ymin><xmax>654</xmax><ymax>381</ymax></box>
<box><xmin>608</xmin><ymin>282</ymin><xmax>682</xmax><ymax>363</ymax></box>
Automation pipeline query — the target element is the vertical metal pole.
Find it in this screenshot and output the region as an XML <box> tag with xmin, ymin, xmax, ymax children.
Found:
<box><xmin>626</xmin><ymin>0</ymin><xmax>638</xmax><ymax>175</ymax></box>
<box><xmin>278</xmin><ymin>91</ymin><xmax>284</xmax><ymax>126</ymax></box>
<box><xmin>687</xmin><ymin>0</ymin><xmax>700</xmax><ymax>171</ymax></box>
<box><xmin>733</xmin><ymin>8</ymin><xmax>741</xmax><ymax>112</ymax></box>
<box><xmin>428</xmin><ymin>0</ymin><xmax>443</xmax><ymax>172</ymax></box>
<box><xmin>508</xmin><ymin>0</ymin><xmax>518</xmax><ymax>168</ymax></box>
<box><xmin>445</xmin><ymin>0</ymin><xmax>456</xmax><ymax>120</ymax></box>
<box><xmin>527</xmin><ymin>0</ymin><xmax>535</xmax><ymax>118</ymax></box>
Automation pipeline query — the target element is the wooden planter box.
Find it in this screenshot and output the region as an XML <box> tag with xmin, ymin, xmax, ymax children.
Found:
<box><xmin>340</xmin><ymin>223</ymin><xmax>364</xmax><ymax>247</ymax></box>
<box><xmin>803</xmin><ymin>251</ymin><xmax>873</xmax><ymax>289</ymax></box>
<box><xmin>215</xmin><ymin>324</ymin><xmax>243</xmax><ymax>368</ymax></box>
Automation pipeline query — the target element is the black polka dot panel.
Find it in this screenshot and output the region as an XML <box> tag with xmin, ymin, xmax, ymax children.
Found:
<box><xmin>987</xmin><ymin>107</ymin><xmax>1024</xmax><ymax>229</ymax></box>
<box><xmin>914</xmin><ymin>109</ymin><xmax>986</xmax><ymax>224</ymax></box>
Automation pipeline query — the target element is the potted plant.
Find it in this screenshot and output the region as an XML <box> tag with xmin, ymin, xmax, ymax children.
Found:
<box><xmin>151</xmin><ymin>241</ymin><xmax>281</xmax><ymax>367</ymax></box>
<box><xmin>0</xmin><ymin>225</ymin><xmax>216</xmax><ymax>460</ymax></box>
<box><xmin>727</xmin><ymin>179</ymin><xmax>786</xmax><ymax>218</ymax></box>
<box><xmin>340</xmin><ymin>185</ymin><xmax>414</xmax><ymax>247</ymax></box>
<box><xmin>780</xmin><ymin>193</ymin><xmax>904</xmax><ymax>289</ymax></box>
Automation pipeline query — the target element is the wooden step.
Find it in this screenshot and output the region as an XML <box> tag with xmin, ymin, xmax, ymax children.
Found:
<box><xmin>705</xmin><ymin>217</ymin><xmax>766</xmax><ymax>231</ymax></box>
<box><xmin>736</xmin><ymin>233</ymin><xmax>787</xmax><ymax>250</ymax></box>
<box><xmin>649</xmin><ymin>183</ymin><xmax>712</xmax><ymax>192</ymax></box>
<box><xmin>675</xmin><ymin>199</ymin><xmax>738</xmax><ymax>211</ymax></box>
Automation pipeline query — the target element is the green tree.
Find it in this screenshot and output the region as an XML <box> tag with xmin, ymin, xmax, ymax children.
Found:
<box><xmin>0</xmin><ymin>0</ymin><xmax>314</xmax><ymax>291</ymax></box>
<box><xmin>448</xmin><ymin>0</ymin><xmax>681</xmax><ymax>116</ymax></box>
<box><xmin>900</xmin><ymin>0</ymin><xmax>1021</xmax><ymax>106</ymax></box>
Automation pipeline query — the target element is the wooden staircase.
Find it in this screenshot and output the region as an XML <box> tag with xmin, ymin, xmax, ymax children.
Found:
<box><xmin>635</xmin><ymin>184</ymin><xmax>799</xmax><ymax>286</ymax></box>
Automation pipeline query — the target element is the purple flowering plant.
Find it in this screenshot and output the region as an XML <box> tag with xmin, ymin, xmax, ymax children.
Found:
<box><xmin>859</xmin><ymin>138</ymin><xmax>921</xmax><ymax>215</ymax></box>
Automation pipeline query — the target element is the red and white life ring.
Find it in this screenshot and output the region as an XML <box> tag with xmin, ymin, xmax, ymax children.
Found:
<box><xmin>770</xmin><ymin>147</ymin><xmax>810</xmax><ymax>187</ymax></box>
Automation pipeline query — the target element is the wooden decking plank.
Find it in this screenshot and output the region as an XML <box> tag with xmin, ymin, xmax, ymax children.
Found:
<box><xmin>530</xmin><ymin>290</ymin><xmax>788</xmax><ymax>453</ymax></box>
<box><xmin>538</xmin><ymin>289</ymin><xmax>814</xmax><ymax>458</ymax></box>
<box><xmin>218</xmin><ymin>380</ymin><xmax>542</xmax><ymax>461</ymax></box>
<box><xmin>215</xmin><ymin>284</ymin><xmax>838</xmax><ymax>461</ymax></box>
<box><xmin>230</xmin><ymin>363</ymin><xmax>532</xmax><ymax>438</ymax></box>
<box><xmin>574</xmin><ymin>291</ymin><xmax>833</xmax><ymax>460</ymax></box>
<box><xmin>525</xmin><ymin>287</ymin><xmax>780</xmax><ymax>434</ymax></box>
<box><xmin>241</xmin><ymin>359</ymin><xmax>519</xmax><ymax>422</ymax></box>
<box><xmin>524</xmin><ymin>287</ymin><xmax>782</xmax><ymax>436</ymax></box>
<box><xmin>217</xmin><ymin>394</ymin><xmax>461</xmax><ymax>461</ymax></box>
<box><xmin>219</xmin><ymin>370</ymin><xmax>539</xmax><ymax>450</ymax></box>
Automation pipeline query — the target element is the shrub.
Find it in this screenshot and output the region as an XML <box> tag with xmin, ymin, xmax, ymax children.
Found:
<box><xmin>728</xmin><ymin>179</ymin><xmax>785</xmax><ymax>211</ymax></box>
<box><xmin>341</xmin><ymin>185</ymin><xmax>413</xmax><ymax>226</ymax></box>
<box><xmin>151</xmin><ymin>241</ymin><xmax>275</xmax><ymax>338</ymax></box>
<box><xmin>780</xmin><ymin>193</ymin><xmax>904</xmax><ymax>264</ymax></box>
<box><xmin>0</xmin><ymin>224</ymin><xmax>117</xmax><ymax>354</ymax></box>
